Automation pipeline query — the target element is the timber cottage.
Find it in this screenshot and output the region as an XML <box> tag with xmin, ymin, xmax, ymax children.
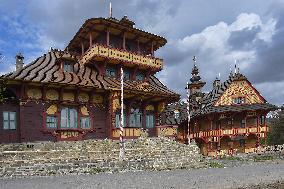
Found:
<box><xmin>0</xmin><ymin>15</ymin><xmax>179</xmax><ymax>143</ymax></box>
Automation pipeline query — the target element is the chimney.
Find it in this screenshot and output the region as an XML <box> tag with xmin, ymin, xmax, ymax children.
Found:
<box><xmin>15</xmin><ymin>53</ymin><xmax>24</xmax><ymax>71</ymax></box>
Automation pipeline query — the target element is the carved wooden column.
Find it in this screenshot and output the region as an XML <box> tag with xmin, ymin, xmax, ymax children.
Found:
<box><xmin>151</xmin><ymin>41</ymin><xmax>154</xmax><ymax>56</ymax></box>
<box><xmin>89</xmin><ymin>32</ymin><xmax>93</xmax><ymax>48</ymax></box>
<box><xmin>123</xmin><ymin>32</ymin><xmax>126</xmax><ymax>50</ymax></box>
<box><xmin>106</xmin><ymin>28</ymin><xmax>110</xmax><ymax>46</ymax></box>
<box><xmin>81</xmin><ymin>42</ymin><xmax>85</xmax><ymax>56</ymax></box>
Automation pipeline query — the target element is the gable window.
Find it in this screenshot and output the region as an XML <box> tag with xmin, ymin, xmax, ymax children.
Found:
<box><xmin>80</xmin><ymin>117</ymin><xmax>90</xmax><ymax>129</ymax></box>
<box><xmin>64</xmin><ymin>62</ymin><xmax>74</xmax><ymax>72</ymax></box>
<box><xmin>123</xmin><ymin>70</ymin><xmax>130</xmax><ymax>80</ymax></box>
<box><xmin>61</xmin><ymin>107</ymin><xmax>78</xmax><ymax>128</ymax></box>
<box><xmin>146</xmin><ymin>114</ymin><xmax>155</xmax><ymax>128</ymax></box>
<box><xmin>136</xmin><ymin>72</ymin><xmax>144</xmax><ymax>81</ymax></box>
<box><xmin>106</xmin><ymin>67</ymin><xmax>116</xmax><ymax>78</ymax></box>
<box><xmin>3</xmin><ymin>111</ymin><xmax>16</xmax><ymax>130</ymax></box>
<box><xmin>129</xmin><ymin>108</ymin><xmax>142</xmax><ymax>128</ymax></box>
<box><xmin>46</xmin><ymin>116</ymin><xmax>57</xmax><ymax>129</ymax></box>
<box><xmin>233</xmin><ymin>97</ymin><xmax>245</xmax><ymax>105</ymax></box>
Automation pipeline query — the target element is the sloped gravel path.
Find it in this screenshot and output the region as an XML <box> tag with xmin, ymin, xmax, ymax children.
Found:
<box><xmin>1</xmin><ymin>162</ymin><xmax>284</xmax><ymax>189</ymax></box>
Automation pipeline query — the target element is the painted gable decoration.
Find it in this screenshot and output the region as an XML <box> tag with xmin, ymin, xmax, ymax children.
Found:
<box><xmin>215</xmin><ymin>80</ymin><xmax>265</xmax><ymax>106</ymax></box>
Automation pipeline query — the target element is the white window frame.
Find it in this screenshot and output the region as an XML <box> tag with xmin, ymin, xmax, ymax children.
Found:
<box><xmin>3</xmin><ymin>111</ymin><xmax>16</xmax><ymax>130</ymax></box>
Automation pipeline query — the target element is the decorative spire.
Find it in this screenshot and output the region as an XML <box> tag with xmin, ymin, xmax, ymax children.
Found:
<box><xmin>190</xmin><ymin>56</ymin><xmax>201</xmax><ymax>83</ymax></box>
<box><xmin>109</xmin><ymin>2</ymin><xmax>113</xmax><ymax>18</ymax></box>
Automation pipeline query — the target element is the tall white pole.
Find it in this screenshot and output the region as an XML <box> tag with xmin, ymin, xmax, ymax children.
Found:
<box><xmin>109</xmin><ymin>2</ymin><xmax>112</xmax><ymax>18</ymax></box>
<box><xmin>187</xmin><ymin>82</ymin><xmax>191</xmax><ymax>145</ymax></box>
<box><xmin>119</xmin><ymin>67</ymin><xmax>125</xmax><ymax>160</ymax></box>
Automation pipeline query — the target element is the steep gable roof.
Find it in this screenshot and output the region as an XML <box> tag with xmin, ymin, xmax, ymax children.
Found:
<box><xmin>0</xmin><ymin>50</ymin><xmax>179</xmax><ymax>99</ymax></box>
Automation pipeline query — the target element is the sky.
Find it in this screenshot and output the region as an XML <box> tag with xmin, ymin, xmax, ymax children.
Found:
<box><xmin>0</xmin><ymin>0</ymin><xmax>283</xmax><ymax>105</ymax></box>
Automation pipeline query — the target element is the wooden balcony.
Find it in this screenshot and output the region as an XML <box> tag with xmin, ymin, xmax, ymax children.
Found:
<box><xmin>80</xmin><ymin>44</ymin><xmax>163</xmax><ymax>71</ymax></box>
<box><xmin>190</xmin><ymin>125</ymin><xmax>268</xmax><ymax>139</ymax></box>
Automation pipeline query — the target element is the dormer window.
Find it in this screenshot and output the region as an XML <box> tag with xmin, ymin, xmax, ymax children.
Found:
<box><xmin>174</xmin><ymin>110</ymin><xmax>180</xmax><ymax>119</ymax></box>
<box><xmin>233</xmin><ymin>97</ymin><xmax>245</xmax><ymax>105</ymax></box>
<box><xmin>64</xmin><ymin>62</ymin><xmax>74</xmax><ymax>72</ymax></box>
<box><xmin>136</xmin><ymin>72</ymin><xmax>144</xmax><ymax>81</ymax></box>
<box><xmin>106</xmin><ymin>67</ymin><xmax>116</xmax><ymax>78</ymax></box>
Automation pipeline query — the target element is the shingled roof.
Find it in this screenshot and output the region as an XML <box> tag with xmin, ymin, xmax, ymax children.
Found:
<box><xmin>0</xmin><ymin>50</ymin><xmax>179</xmax><ymax>99</ymax></box>
<box><xmin>162</xmin><ymin>72</ymin><xmax>278</xmax><ymax>125</ymax></box>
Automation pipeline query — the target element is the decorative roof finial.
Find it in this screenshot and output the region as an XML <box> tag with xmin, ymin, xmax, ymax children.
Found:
<box><xmin>109</xmin><ymin>2</ymin><xmax>112</xmax><ymax>18</ymax></box>
<box><xmin>193</xmin><ymin>56</ymin><xmax>197</xmax><ymax>65</ymax></box>
<box><xmin>234</xmin><ymin>59</ymin><xmax>237</xmax><ymax>74</ymax></box>
<box><xmin>218</xmin><ymin>72</ymin><xmax>221</xmax><ymax>79</ymax></box>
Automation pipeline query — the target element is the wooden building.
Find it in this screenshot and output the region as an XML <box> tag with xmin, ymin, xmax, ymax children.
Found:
<box><xmin>0</xmin><ymin>16</ymin><xmax>179</xmax><ymax>143</ymax></box>
<box><xmin>171</xmin><ymin>59</ymin><xmax>277</xmax><ymax>156</ymax></box>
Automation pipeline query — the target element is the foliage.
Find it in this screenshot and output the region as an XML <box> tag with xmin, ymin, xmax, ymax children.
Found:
<box><xmin>267</xmin><ymin>106</ymin><xmax>284</xmax><ymax>145</ymax></box>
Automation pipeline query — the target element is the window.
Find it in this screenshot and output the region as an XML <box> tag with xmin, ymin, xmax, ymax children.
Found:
<box><xmin>64</xmin><ymin>62</ymin><xmax>74</xmax><ymax>72</ymax></box>
<box><xmin>3</xmin><ymin>111</ymin><xmax>16</xmax><ymax>130</ymax></box>
<box><xmin>129</xmin><ymin>108</ymin><xmax>142</xmax><ymax>127</ymax></box>
<box><xmin>233</xmin><ymin>97</ymin><xmax>245</xmax><ymax>104</ymax></box>
<box><xmin>227</xmin><ymin>118</ymin><xmax>233</xmax><ymax>125</ymax></box>
<box><xmin>61</xmin><ymin>108</ymin><xmax>78</xmax><ymax>128</ymax></box>
<box><xmin>115</xmin><ymin>113</ymin><xmax>127</xmax><ymax>128</ymax></box>
<box><xmin>106</xmin><ymin>67</ymin><xmax>116</xmax><ymax>78</ymax></box>
<box><xmin>80</xmin><ymin>117</ymin><xmax>90</xmax><ymax>129</ymax></box>
<box><xmin>240</xmin><ymin>119</ymin><xmax>246</xmax><ymax>128</ymax></box>
<box><xmin>239</xmin><ymin>139</ymin><xmax>245</xmax><ymax>147</ymax></box>
<box><xmin>123</xmin><ymin>70</ymin><xmax>130</xmax><ymax>80</ymax></box>
<box><xmin>146</xmin><ymin>114</ymin><xmax>155</xmax><ymax>128</ymax></box>
<box><xmin>46</xmin><ymin>116</ymin><xmax>57</xmax><ymax>129</ymax></box>
<box><xmin>173</xmin><ymin>110</ymin><xmax>180</xmax><ymax>119</ymax></box>
<box><xmin>136</xmin><ymin>72</ymin><xmax>144</xmax><ymax>81</ymax></box>
<box><xmin>260</xmin><ymin>115</ymin><xmax>265</xmax><ymax>125</ymax></box>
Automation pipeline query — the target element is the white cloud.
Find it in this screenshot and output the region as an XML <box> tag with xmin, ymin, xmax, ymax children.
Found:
<box><xmin>159</xmin><ymin>12</ymin><xmax>277</xmax><ymax>101</ymax></box>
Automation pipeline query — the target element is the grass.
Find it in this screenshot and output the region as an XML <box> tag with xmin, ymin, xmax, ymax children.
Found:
<box><xmin>209</xmin><ymin>162</ymin><xmax>224</xmax><ymax>168</ymax></box>
<box><xmin>253</xmin><ymin>155</ymin><xmax>273</xmax><ymax>162</ymax></box>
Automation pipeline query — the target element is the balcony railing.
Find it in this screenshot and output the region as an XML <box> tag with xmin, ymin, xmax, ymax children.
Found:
<box><xmin>80</xmin><ymin>44</ymin><xmax>163</xmax><ymax>71</ymax></box>
<box><xmin>190</xmin><ymin>125</ymin><xmax>268</xmax><ymax>139</ymax></box>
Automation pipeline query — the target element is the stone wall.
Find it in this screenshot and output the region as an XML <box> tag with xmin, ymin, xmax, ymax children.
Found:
<box><xmin>0</xmin><ymin>137</ymin><xmax>204</xmax><ymax>177</ymax></box>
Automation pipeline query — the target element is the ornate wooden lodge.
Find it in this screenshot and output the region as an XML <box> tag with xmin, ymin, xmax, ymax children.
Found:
<box><xmin>0</xmin><ymin>15</ymin><xmax>179</xmax><ymax>143</ymax></box>
<box><xmin>176</xmin><ymin>59</ymin><xmax>277</xmax><ymax>156</ymax></box>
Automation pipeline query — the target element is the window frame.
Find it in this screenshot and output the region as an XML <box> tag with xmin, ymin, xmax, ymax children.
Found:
<box><xmin>135</xmin><ymin>72</ymin><xmax>145</xmax><ymax>81</ymax></box>
<box><xmin>129</xmin><ymin>108</ymin><xmax>142</xmax><ymax>128</ymax></box>
<box><xmin>232</xmin><ymin>97</ymin><xmax>246</xmax><ymax>105</ymax></box>
<box><xmin>80</xmin><ymin>116</ymin><xmax>91</xmax><ymax>129</ymax></box>
<box><xmin>106</xmin><ymin>67</ymin><xmax>117</xmax><ymax>78</ymax></box>
<box><xmin>60</xmin><ymin>107</ymin><xmax>78</xmax><ymax>129</ymax></box>
<box><xmin>3</xmin><ymin>111</ymin><xmax>16</xmax><ymax>130</ymax></box>
<box><xmin>46</xmin><ymin>116</ymin><xmax>57</xmax><ymax>129</ymax></box>
<box><xmin>63</xmin><ymin>62</ymin><xmax>74</xmax><ymax>72</ymax></box>
<box><xmin>146</xmin><ymin>114</ymin><xmax>155</xmax><ymax>129</ymax></box>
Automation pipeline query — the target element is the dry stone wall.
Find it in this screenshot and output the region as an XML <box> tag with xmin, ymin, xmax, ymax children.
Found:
<box><xmin>0</xmin><ymin>137</ymin><xmax>204</xmax><ymax>177</ymax></box>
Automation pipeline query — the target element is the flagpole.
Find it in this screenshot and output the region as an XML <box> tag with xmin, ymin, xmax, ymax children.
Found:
<box><xmin>187</xmin><ymin>82</ymin><xmax>191</xmax><ymax>145</ymax></box>
<box><xmin>119</xmin><ymin>67</ymin><xmax>125</xmax><ymax>160</ymax></box>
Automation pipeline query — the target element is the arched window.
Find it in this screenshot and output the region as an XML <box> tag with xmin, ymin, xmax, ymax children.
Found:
<box><xmin>130</xmin><ymin>108</ymin><xmax>142</xmax><ymax>128</ymax></box>
<box><xmin>61</xmin><ymin>107</ymin><xmax>78</xmax><ymax>128</ymax></box>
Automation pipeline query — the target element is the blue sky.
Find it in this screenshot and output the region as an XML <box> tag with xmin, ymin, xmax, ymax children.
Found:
<box><xmin>0</xmin><ymin>0</ymin><xmax>283</xmax><ymax>105</ymax></box>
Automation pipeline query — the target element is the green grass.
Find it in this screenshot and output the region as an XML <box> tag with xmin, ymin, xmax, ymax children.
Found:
<box><xmin>253</xmin><ymin>155</ymin><xmax>273</xmax><ymax>162</ymax></box>
<box><xmin>209</xmin><ymin>162</ymin><xmax>224</xmax><ymax>168</ymax></box>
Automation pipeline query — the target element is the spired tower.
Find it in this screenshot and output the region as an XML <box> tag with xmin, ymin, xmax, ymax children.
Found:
<box><xmin>186</xmin><ymin>56</ymin><xmax>206</xmax><ymax>105</ymax></box>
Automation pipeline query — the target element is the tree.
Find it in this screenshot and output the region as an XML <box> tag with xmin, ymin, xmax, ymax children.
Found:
<box><xmin>267</xmin><ymin>106</ymin><xmax>284</xmax><ymax>145</ymax></box>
